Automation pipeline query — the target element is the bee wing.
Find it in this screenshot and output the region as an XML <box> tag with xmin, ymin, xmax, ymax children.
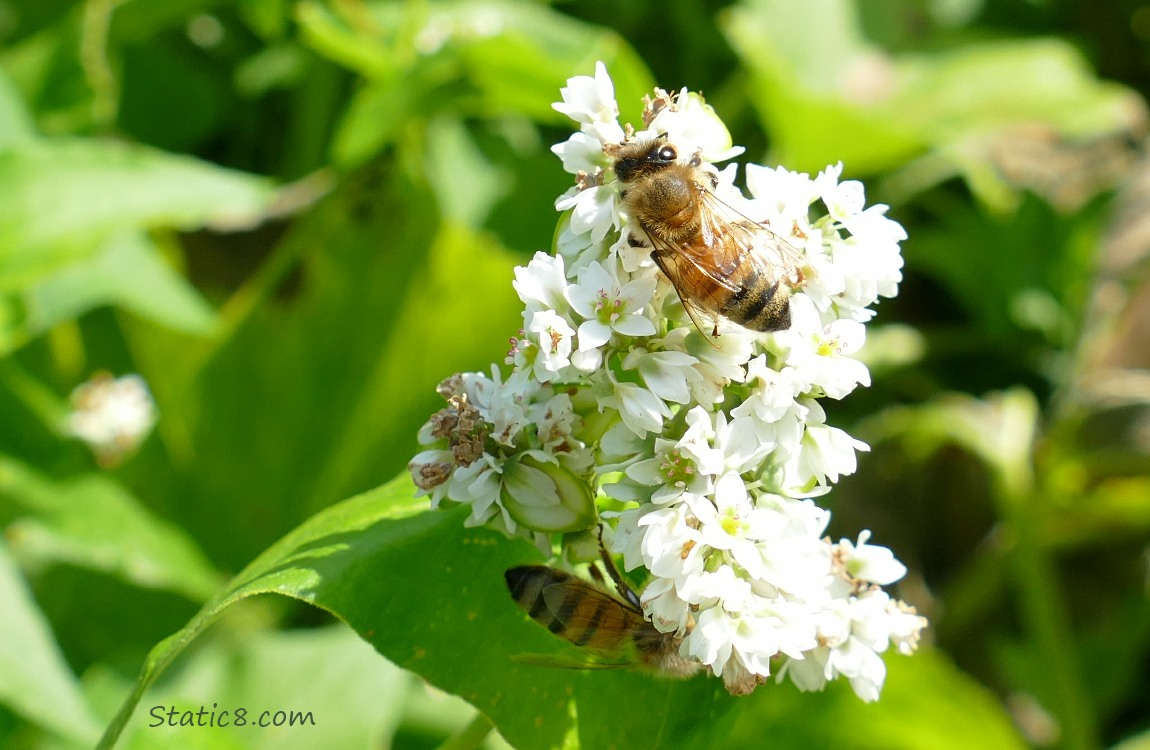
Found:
<box><xmin>649</xmin><ymin>249</ymin><xmax>724</xmax><ymax>341</ymax></box>
<box><xmin>538</xmin><ymin>579</ymin><xmax>642</xmax><ymax>650</ymax></box>
<box><xmin>694</xmin><ymin>189</ymin><xmax>808</xmax><ymax>284</ymax></box>
<box><xmin>510</xmin><ymin>649</ymin><xmax>639</xmax><ymax>671</ymax></box>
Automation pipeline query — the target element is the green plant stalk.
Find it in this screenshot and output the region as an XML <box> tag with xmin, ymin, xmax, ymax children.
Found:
<box><xmin>434</xmin><ymin>712</ymin><xmax>494</xmax><ymax>750</ymax></box>
<box><xmin>993</xmin><ymin>391</ymin><xmax>1098</xmax><ymax>750</ymax></box>
<box><xmin>80</xmin><ymin>0</ymin><xmax>119</xmax><ymax>129</ymax></box>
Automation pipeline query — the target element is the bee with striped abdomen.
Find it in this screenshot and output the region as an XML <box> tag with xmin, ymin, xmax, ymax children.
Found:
<box><xmin>611</xmin><ymin>135</ymin><xmax>809</xmax><ymax>335</ymax></box>
<box><xmin>504</xmin><ymin>538</ymin><xmax>698</xmax><ymax>677</ymax></box>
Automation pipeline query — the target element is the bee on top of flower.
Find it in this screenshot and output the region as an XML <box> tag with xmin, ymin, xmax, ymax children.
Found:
<box><xmin>409</xmin><ymin>62</ymin><xmax>925</xmax><ymax>701</ymax></box>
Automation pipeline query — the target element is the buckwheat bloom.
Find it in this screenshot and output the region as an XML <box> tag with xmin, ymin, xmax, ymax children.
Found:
<box><xmin>568</xmin><ymin>260</ymin><xmax>657</xmax><ymax>350</ymax></box>
<box><xmin>411</xmin><ymin>63</ymin><xmax>926</xmax><ymax>700</ymax></box>
<box><xmin>552</xmin><ymin>61</ymin><xmax>623</xmax><ymax>142</ymax></box>
<box><xmin>524</xmin><ymin>310</ymin><xmax>576</xmax><ymax>380</ymax></box>
<box><xmin>67</xmin><ymin>372</ymin><xmax>157</xmax><ymax>466</ymax></box>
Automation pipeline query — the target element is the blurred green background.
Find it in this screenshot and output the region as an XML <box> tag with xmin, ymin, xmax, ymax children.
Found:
<box><xmin>2</xmin><ymin>0</ymin><xmax>1150</xmax><ymax>748</ymax></box>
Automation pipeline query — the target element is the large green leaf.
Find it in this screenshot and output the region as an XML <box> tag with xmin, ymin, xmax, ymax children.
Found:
<box><xmin>0</xmin><ymin>456</ymin><xmax>221</xmax><ymax>601</ymax></box>
<box><xmin>0</xmin><ymin>138</ymin><xmax>274</xmax><ymax>289</ymax></box>
<box><xmin>0</xmin><ymin>538</ymin><xmax>101</xmax><ymax>746</ymax></box>
<box><xmin>97</xmin><ymin>475</ymin><xmax>737</xmax><ymax>750</ymax></box>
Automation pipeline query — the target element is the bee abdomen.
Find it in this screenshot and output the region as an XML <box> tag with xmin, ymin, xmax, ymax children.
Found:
<box><xmin>505</xmin><ymin>565</ymin><xmax>636</xmax><ymax>651</ymax></box>
<box><xmin>721</xmin><ymin>271</ymin><xmax>792</xmax><ymax>333</ymax></box>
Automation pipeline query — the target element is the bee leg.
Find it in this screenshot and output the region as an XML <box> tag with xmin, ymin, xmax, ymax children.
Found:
<box><xmin>627</xmin><ymin>233</ymin><xmax>648</xmax><ymax>248</ymax></box>
<box><xmin>712</xmin><ymin>323</ymin><xmax>720</xmax><ymax>338</ymax></box>
<box><xmin>597</xmin><ymin>525</ymin><xmax>641</xmax><ymax>610</ymax></box>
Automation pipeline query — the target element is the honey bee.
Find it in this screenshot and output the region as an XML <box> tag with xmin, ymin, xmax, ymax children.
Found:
<box><xmin>611</xmin><ymin>135</ymin><xmax>809</xmax><ymax>335</ymax></box>
<box><xmin>504</xmin><ymin>541</ymin><xmax>698</xmax><ymax>677</ymax></box>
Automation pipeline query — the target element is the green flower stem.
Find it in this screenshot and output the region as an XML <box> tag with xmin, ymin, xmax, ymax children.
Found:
<box><xmin>992</xmin><ymin>390</ymin><xmax>1097</xmax><ymax>750</ymax></box>
<box><xmin>435</xmin><ymin>712</ymin><xmax>493</xmax><ymax>750</ymax></box>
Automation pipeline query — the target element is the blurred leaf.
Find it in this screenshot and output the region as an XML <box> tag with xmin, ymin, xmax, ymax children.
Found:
<box><xmin>98</xmin><ymin>475</ymin><xmax>737</xmax><ymax>750</ymax></box>
<box><xmin>425</xmin><ymin>116</ymin><xmax>509</xmax><ymax>227</ymax></box>
<box><xmin>0</xmin><ymin>69</ymin><xmax>36</xmax><ymax>151</ymax></box>
<box><xmin>301</xmin><ymin>219</ymin><xmax>523</xmax><ymax>507</ymax></box>
<box><xmin>904</xmin><ymin>195</ymin><xmax>1096</xmax><ymax>343</ymax></box>
<box><xmin>725</xmin><ymin>649</ymin><xmax>1027</xmax><ymax>749</ymax></box>
<box><xmin>724</xmin><ymin>0</ymin><xmax>1145</xmax><ymax>208</ymax></box>
<box><xmin>238</xmin><ymin>0</ymin><xmax>291</xmax><ymax>40</ymax></box>
<box><xmin>295</xmin><ymin>1</ymin><xmax>395</xmax><ymax>79</ymax></box>
<box><xmin>0</xmin><ymin>538</ymin><xmax>101</xmax><ymax>746</ymax></box>
<box><xmin>452</xmin><ymin>1</ymin><xmax>653</xmax><ymax>124</ymax></box>
<box><xmin>1113</xmin><ymin>730</ymin><xmax>1150</xmax><ymax>750</ymax></box>
<box><xmin>0</xmin><ymin>456</ymin><xmax>221</xmax><ymax>601</ymax></box>
<box><xmin>23</xmin><ymin>231</ymin><xmax>217</xmax><ymax>341</ymax></box>
<box><xmin>234</xmin><ymin>41</ymin><xmax>311</xmax><ymax>98</ymax></box>
<box><xmin>0</xmin><ymin>12</ymin><xmax>95</xmax><ymax>135</ymax></box>
<box><xmin>323</xmin><ymin>0</ymin><xmax>654</xmax><ymax>168</ymax></box>
<box><xmin>109</xmin><ymin>0</ymin><xmax>229</xmax><ymax>43</ymax></box>
<box><xmin>94</xmin><ymin>626</ymin><xmax>409</xmax><ymax>750</ymax></box>
<box><xmin>722</xmin><ymin>0</ymin><xmax>919</xmax><ymax>173</ymax></box>
<box><xmin>0</xmin><ymin>139</ymin><xmax>275</xmax><ymax>290</ymax></box>
<box><xmin>329</xmin><ymin>65</ymin><xmax>434</xmax><ymax>169</ymax></box>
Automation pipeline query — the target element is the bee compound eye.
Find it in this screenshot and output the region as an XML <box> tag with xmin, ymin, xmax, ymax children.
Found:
<box><xmin>657</xmin><ymin>146</ymin><xmax>677</xmax><ymax>162</ymax></box>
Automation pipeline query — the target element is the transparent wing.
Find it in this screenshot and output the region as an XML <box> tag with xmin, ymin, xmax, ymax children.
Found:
<box><xmin>693</xmin><ymin>188</ymin><xmax>808</xmax><ymax>287</ymax></box>
<box><xmin>537</xmin><ymin>579</ymin><xmax>641</xmax><ymax>650</ymax></box>
<box><xmin>510</xmin><ymin>649</ymin><xmax>640</xmax><ymax>671</ymax></box>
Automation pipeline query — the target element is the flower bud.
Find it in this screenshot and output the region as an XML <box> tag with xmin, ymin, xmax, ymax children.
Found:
<box><xmin>500</xmin><ymin>455</ymin><xmax>596</xmax><ymax>533</ymax></box>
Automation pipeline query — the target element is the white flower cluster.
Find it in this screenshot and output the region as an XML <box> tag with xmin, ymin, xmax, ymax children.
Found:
<box><xmin>68</xmin><ymin>372</ymin><xmax>157</xmax><ymax>466</ymax></box>
<box><xmin>410</xmin><ymin>63</ymin><xmax>925</xmax><ymax>700</ymax></box>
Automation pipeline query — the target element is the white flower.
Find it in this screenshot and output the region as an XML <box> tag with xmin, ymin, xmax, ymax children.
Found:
<box><xmin>525</xmin><ymin>309</ymin><xmax>576</xmax><ymax>380</ymax></box>
<box><xmin>68</xmin><ymin>373</ymin><xmax>157</xmax><ymax>464</ymax></box>
<box><xmin>835</xmin><ymin>530</ymin><xmax>908</xmax><ymax>586</ymax></box>
<box><xmin>600</xmin><ymin>380</ymin><xmax>672</xmax><ymax>440</ymax></box>
<box><xmin>781</xmin><ymin>296</ymin><xmax>872</xmax><ymax>399</ymax></box>
<box><xmin>551</xmin><ymin>131</ymin><xmax>610</xmax><ymax>175</ymax></box>
<box><xmin>636</xmin><ymin>500</ymin><xmax>702</xmax><ymax>582</ymax></box>
<box><xmin>745</xmin><ymin>163</ymin><xmax>820</xmax><ymax>221</ymax></box>
<box><xmin>552</xmin><ymin>61</ymin><xmax>619</xmax><ymax>130</ymax></box>
<box><xmin>568</xmin><ymin>260</ymin><xmax>657</xmax><ymax>350</ymax></box>
<box><xmin>555</xmin><ymin>184</ymin><xmax>618</xmax><ymax>243</ymax></box>
<box><xmin>622</xmin><ymin>347</ymin><xmax>698</xmax><ymax>405</ymax></box>
<box><xmin>815</xmin><ymin>162</ymin><xmax>866</xmax><ymax>222</ymax></box>
<box><xmin>514</xmin><ymin>251</ymin><xmax>570</xmax><ymax>312</ymax></box>
<box><xmin>646</xmin><ymin>89</ymin><xmax>744</xmax><ymax>163</ymax></box>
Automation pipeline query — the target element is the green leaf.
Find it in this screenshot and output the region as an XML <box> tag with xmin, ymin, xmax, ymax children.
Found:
<box><xmin>0</xmin><ymin>139</ymin><xmax>275</xmax><ymax>289</ymax></box>
<box><xmin>0</xmin><ymin>456</ymin><xmax>221</xmax><ymax>601</ymax></box>
<box><xmin>98</xmin><ymin>475</ymin><xmax>737</xmax><ymax>750</ymax></box>
<box><xmin>23</xmin><ymin>231</ymin><xmax>217</xmax><ymax>338</ymax></box>
<box><xmin>725</xmin><ymin>650</ymin><xmax>1027</xmax><ymax>750</ymax></box>
<box><xmin>0</xmin><ymin>538</ymin><xmax>101</xmax><ymax>746</ymax></box>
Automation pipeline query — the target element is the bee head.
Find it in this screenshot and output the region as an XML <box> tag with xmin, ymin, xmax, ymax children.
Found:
<box><xmin>613</xmin><ymin>136</ymin><xmax>679</xmax><ymax>184</ymax></box>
